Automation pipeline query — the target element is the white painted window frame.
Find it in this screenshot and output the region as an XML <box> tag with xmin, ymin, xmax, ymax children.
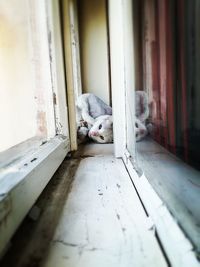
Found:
<box><xmin>109</xmin><ymin>0</ymin><xmax>199</xmax><ymax>266</ymax></box>
<box><xmin>108</xmin><ymin>0</ymin><xmax>126</xmax><ymax>158</ymax></box>
<box><xmin>0</xmin><ymin>0</ymin><xmax>71</xmax><ymax>257</ymax></box>
<box><xmin>62</xmin><ymin>0</ymin><xmax>83</xmax><ymax>151</ymax></box>
<box><xmin>46</xmin><ymin>0</ymin><xmax>70</xmax><ymax>138</ymax></box>
<box><xmin>0</xmin><ymin>137</ymin><xmax>69</xmax><ymax>257</ymax></box>
<box><xmin>124</xmin><ymin>154</ymin><xmax>199</xmax><ymax>267</ymax></box>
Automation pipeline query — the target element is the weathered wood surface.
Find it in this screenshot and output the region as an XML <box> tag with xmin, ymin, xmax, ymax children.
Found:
<box><xmin>0</xmin><ymin>136</ymin><xmax>70</xmax><ymax>259</ymax></box>
<box><xmin>136</xmin><ymin>138</ymin><xmax>200</xmax><ymax>254</ymax></box>
<box><xmin>42</xmin><ymin>144</ymin><xmax>167</xmax><ymax>267</ymax></box>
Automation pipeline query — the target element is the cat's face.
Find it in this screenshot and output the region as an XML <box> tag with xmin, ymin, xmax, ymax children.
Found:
<box><xmin>88</xmin><ymin>115</ymin><xmax>113</xmax><ymax>143</ymax></box>
<box><xmin>135</xmin><ymin>118</ymin><xmax>148</xmax><ymax>141</ymax></box>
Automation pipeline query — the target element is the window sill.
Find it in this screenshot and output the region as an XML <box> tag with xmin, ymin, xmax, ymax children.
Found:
<box><xmin>135</xmin><ymin>138</ymin><xmax>200</xmax><ymax>254</ymax></box>
<box><xmin>124</xmin><ymin>138</ymin><xmax>200</xmax><ymax>266</ymax></box>
<box><xmin>0</xmin><ymin>135</ymin><xmax>70</xmax><ymax>257</ymax></box>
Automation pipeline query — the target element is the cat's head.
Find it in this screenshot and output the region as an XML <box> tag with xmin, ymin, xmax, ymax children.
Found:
<box><xmin>88</xmin><ymin>115</ymin><xmax>113</xmax><ymax>143</ymax></box>
<box><xmin>135</xmin><ymin>118</ymin><xmax>148</xmax><ymax>142</ymax></box>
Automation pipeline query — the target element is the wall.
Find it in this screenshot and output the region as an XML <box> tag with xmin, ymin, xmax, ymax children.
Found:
<box><xmin>78</xmin><ymin>0</ymin><xmax>110</xmax><ymax>105</ymax></box>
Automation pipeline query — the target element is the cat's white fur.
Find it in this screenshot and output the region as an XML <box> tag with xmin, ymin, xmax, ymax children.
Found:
<box><xmin>76</xmin><ymin>93</ymin><xmax>112</xmax><ymax>127</ymax></box>
<box><xmin>76</xmin><ymin>92</ymin><xmax>149</xmax><ymax>143</ymax></box>
<box><xmin>76</xmin><ymin>94</ymin><xmax>112</xmax><ymax>143</ymax></box>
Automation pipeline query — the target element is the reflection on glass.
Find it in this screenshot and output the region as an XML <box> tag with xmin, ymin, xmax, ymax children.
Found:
<box><xmin>134</xmin><ymin>0</ymin><xmax>200</xmax><ymax>170</ymax></box>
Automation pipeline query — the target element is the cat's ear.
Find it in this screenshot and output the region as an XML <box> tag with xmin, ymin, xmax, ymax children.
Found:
<box><xmin>106</xmin><ymin>115</ymin><xmax>113</xmax><ymax>123</ymax></box>
<box><xmin>106</xmin><ymin>119</ymin><xmax>113</xmax><ymax>126</ymax></box>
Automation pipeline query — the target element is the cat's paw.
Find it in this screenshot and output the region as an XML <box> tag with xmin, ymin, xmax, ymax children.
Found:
<box><xmin>77</xmin><ymin>125</ymin><xmax>89</xmax><ymax>144</ymax></box>
<box><xmin>78</xmin><ymin>120</ymin><xmax>88</xmax><ymax>128</ymax></box>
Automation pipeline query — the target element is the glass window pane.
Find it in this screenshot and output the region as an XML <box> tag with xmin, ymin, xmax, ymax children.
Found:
<box><xmin>0</xmin><ymin>0</ymin><xmax>55</xmax><ymax>153</ymax></box>
<box><xmin>0</xmin><ymin>1</ymin><xmax>37</xmax><ymax>152</ymax></box>
<box><xmin>134</xmin><ymin>0</ymin><xmax>200</xmax><ymax>171</ymax></box>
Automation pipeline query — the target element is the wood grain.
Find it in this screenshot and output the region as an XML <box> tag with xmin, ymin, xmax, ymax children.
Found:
<box><xmin>42</xmin><ymin>146</ymin><xmax>166</xmax><ymax>267</ymax></box>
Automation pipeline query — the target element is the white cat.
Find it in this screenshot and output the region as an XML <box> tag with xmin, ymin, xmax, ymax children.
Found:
<box><xmin>76</xmin><ymin>93</ymin><xmax>112</xmax><ymax>144</ymax></box>
<box><xmin>76</xmin><ymin>92</ymin><xmax>149</xmax><ymax>144</ymax></box>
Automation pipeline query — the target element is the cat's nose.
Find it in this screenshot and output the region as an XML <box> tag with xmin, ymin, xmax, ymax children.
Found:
<box><xmin>90</xmin><ymin>131</ymin><xmax>98</xmax><ymax>136</ymax></box>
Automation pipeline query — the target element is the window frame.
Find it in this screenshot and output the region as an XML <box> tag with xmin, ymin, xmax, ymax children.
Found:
<box><xmin>62</xmin><ymin>0</ymin><xmax>80</xmax><ymax>151</ymax></box>
<box><xmin>124</xmin><ymin>151</ymin><xmax>199</xmax><ymax>267</ymax></box>
<box><xmin>0</xmin><ymin>136</ymin><xmax>69</xmax><ymax>257</ymax></box>
<box><xmin>109</xmin><ymin>0</ymin><xmax>199</xmax><ymax>265</ymax></box>
<box><xmin>135</xmin><ymin>138</ymin><xmax>200</xmax><ymax>255</ymax></box>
